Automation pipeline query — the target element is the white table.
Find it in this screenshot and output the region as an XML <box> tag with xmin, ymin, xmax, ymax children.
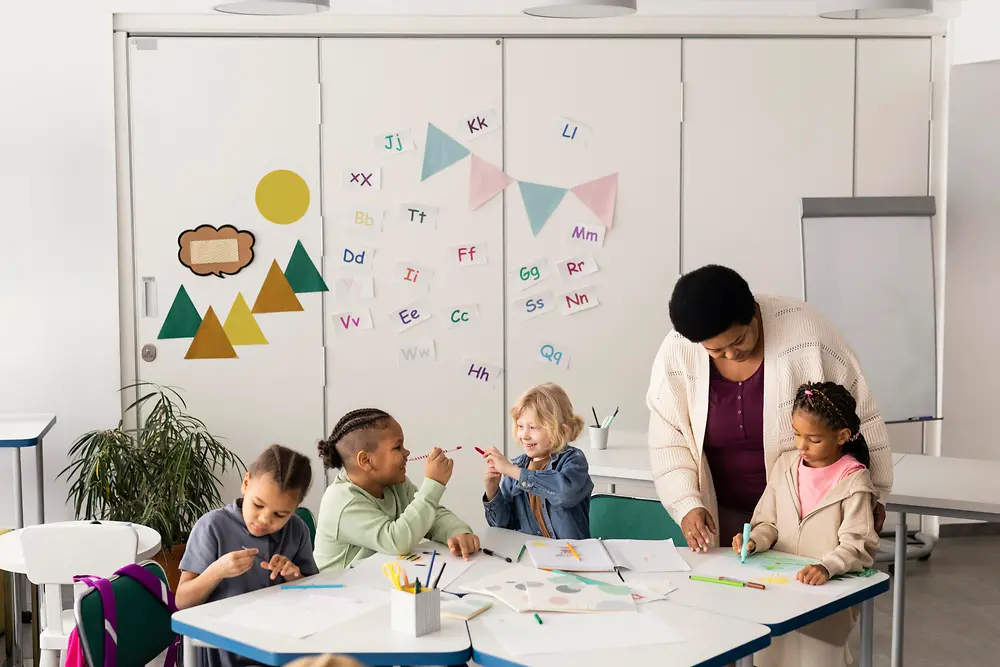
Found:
<box><xmin>0</xmin><ymin>414</ymin><xmax>56</xmax><ymax>530</ymax></box>
<box><xmin>171</xmin><ymin>566</ymin><xmax>473</xmax><ymax>666</ymax></box>
<box><xmin>0</xmin><ymin>521</ymin><xmax>162</xmax><ymax>667</ymax></box>
<box><xmin>885</xmin><ymin>454</ymin><xmax>1000</xmax><ymax>667</ymax></box>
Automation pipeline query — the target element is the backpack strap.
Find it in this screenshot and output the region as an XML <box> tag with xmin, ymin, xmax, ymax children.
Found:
<box><xmin>73</xmin><ymin>576</ymin><xmax>118</xmax><ymax>667</ymax></box>
<box><xmin>113</xmin><ymin>563</ymin><xmax>181</xmax><ymax>667</ymax></box>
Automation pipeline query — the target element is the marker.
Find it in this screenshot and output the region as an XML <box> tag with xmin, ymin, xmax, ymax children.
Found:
<box><xmin>431</xmin><ymin>562</ymin><xmax>447</xmax><ymax>589</ymax></box>
<box><xmin>719</xmin><ymin>576</ymin><xmax>766</xmax><ymax>591</ymax></box>
<box><xmin>426</xmin><ymin>550</ymin><xmax>437</xmax><ymax>589</ymax></box>
<box><xmin>603</xmin><ymin>407</ymin><xmax>620</xmax><ymax>428</ymax></box>
<box><xmin>534</xmin><ymin>613</ymin><xmax>544</xmax><ymax>625</ymax></box>
<box><xmin>740</xmin><ymin>523</ymin><xmax>751</xmax><ymax>564</ymax></box>
<box><xmin>280</xmin><ymin>584</ymin><xmax>344</xmax><ymax>590</ymax></box>
<box><xmin>482</xmin><ymin>548</ymin><xmax>512</xmax><ymax>563</ymax></box>
<box><xmin>689</xmin><ymin>575</ymin><xmax>745</xmax><ymax>588</ymax></box>
<box><xmin>907</xmin><ymin>416</ymin><xmax>935</xmax><ymax>421</ymax></box>
<box><xmin>475</xmin><ymin>447</ymin><xmax>486</xmax><ymax>455</ymax></box>
<box><xmin>516</xmin><ymin>545</ymin><xmax>526</xmax><ymax>562</ymax></box>
<box><xmin>591</xmin><ymin>407</ymin><xmax>601</xmax><ymax>427</ymax></box>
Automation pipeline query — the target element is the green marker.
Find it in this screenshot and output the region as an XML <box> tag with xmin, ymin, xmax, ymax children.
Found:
<box><xmin>534</xmin><ymin>613</ymin><xmax>544</xmax><ymax>625</ymax></box>
<box><xmin>517</xmin><ymin>545</ymin><xmax>526</xmax><ymax>562</ymax></box>
<box><xmin>689</xmin><ymin>575</ymin><xmax>745</xmax><ymax>588</ymax></box>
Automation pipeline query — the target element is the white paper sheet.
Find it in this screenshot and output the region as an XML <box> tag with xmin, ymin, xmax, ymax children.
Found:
<box><xmin>603</xmin><ymin>539</ymin><xmax>691</xmax><ymax>573</ymax></box>
<box><xmin>524</xmin><ymin>538</ymin><xmax>616</xmax><ymax>572</ymax></box>
<box><xmin>214</xmin><ymin>586</ymin><xmax>388</xmax><ymax>639</ymax></box>
<box><xmin>482</xmin><ymin>612</ymin><xmax>683</xmax><ymax>657</ymax></box>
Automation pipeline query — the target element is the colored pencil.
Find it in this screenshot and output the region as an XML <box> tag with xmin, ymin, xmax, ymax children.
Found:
<box><xmin>410</xmin><ymin>446</ymin><xmax>463</xmax><ymax>461</ymax></box>
<box><xmin>426</xmin><ymin>550</ymin><xmax>437</xmax><ymax>589</ymax></box>
<box><xmin>431</xmin><ymin>562</ymin><xmax>447</xmax><ymax>589</ymax></box>
<box><xmin>516</xmin><ymin>545</ymin><xmax>526</xmax><ymax>562</ymax></box>
<box><xmin>534</xmin><ymin>613</ymin><xmax>544</xmax><ymax>625</ymax></box>
<box><xmin>591</xmin><ymin>407</ymin><xmax>601</xmax><ymax>427</ymax></box>
<box><xmin>565</xmin><ymin>542</ymin><xmax>581</xmax><ymax>561</ymax></box>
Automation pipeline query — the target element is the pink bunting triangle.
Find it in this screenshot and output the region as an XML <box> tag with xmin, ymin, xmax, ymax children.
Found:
<box><xmin>469</xmin><ymin>155</ymin><xmax>513</xmax><ymax>210</ymax></box>
<box><xmin>571</xmin><ymin>173</ymin><xmax>618</xmax><ymax>229</ymax></box>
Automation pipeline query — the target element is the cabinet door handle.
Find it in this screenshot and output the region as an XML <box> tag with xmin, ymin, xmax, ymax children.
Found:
<box><xmin>142</xmin><ymin>277</ymin><xmax>157</xmax><ymax>318</ymax></box>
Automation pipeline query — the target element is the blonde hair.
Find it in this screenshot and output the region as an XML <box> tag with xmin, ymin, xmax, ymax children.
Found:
<box><xmin>511</xmin><ymin>383</ymin><xmax>585</xmax><ymax>454</ymax></box>
<box><xmin>285</xmin><ymin>657</ymin><xmax>364</xmax><ymax>667</ymax></box>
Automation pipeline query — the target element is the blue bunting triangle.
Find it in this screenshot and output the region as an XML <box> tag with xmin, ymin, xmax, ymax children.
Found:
<box><xmin>421</xmin><ymin>123</ymin><xmax>471</xmax><ymax>181</ymax></box>
<box><xmin>517</xmin><ymin>181</ymin><xmax>567</xmax><ymax>236</ymax></box>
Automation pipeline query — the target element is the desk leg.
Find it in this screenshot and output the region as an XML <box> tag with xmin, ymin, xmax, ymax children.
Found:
<box><xmin>184</xmin><ymin>635</ymin><xmax>196</xmax><ymax>667</ymax></box>
<box><xmin>891</xmin><ymin>511</ymin><xmax>906</xmax><ymax>667</ymax></box>
<box><xmin>35</xmin><ymin>438</ymin><xmax>45</xmax><ymax>523</ymax></box>
<box><xmin>735</xmin><ymin>656</ymin><xmax>754</xmax><ymax>667</ymax></box>
<box><xmin>8</xmin><ymin>572</ymin><xmax>24</xmax><ymax>667</ymax></box>
<box><xmin>12</xmin><ymin>448</ymin><xmax>24</xmax><ymax>529</ymax></box>
<box><xmin>860</xmin><ymin>597</ymin><xmax>874</xmax><ymax>667</ymax></box>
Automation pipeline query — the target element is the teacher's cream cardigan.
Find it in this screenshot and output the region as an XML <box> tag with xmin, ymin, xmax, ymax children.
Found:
<box><xmin>646</xmin><ymin>294</ymin><xmax>892</xmax><ymax>539</ymax></box>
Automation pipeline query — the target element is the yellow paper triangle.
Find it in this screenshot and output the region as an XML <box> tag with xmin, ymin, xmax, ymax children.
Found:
<box><xmin>185</xmin><ymin>307</ymin><xmax>238</xmax><ymax>359</ymax></box>
<box><xmin>253</xmin><ymin>260</ymin><xmax>304</xmax><ymax>314</ymax></box>
<box><xmin>223</xmin><ymin>293</ymin><xmax>268</xmax><ymax>346</ymax></box>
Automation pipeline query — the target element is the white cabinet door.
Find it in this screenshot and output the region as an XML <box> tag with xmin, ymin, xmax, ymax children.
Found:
<box><xmin>855</xmin><ymin>38</ymin><xmax>932</xmax><ymax>196</ymax></box>
<box><xmin>321</xmin><ymin>39</ymin><xmax>504</xmax><ymax>527</ymax></box>
<box><xmin>681</xmin><ymin>39</ymin><xmax>855</xmax><ymax>298</ymax></box>
<box><xmin>504</xmin><ymin>39</ymin><xmax>682</xmax><ymax>442</ymax></box>
<box><xmin>129</xmin><ymin>37</ymin><xmax>325</xmax><ymax>511</ymax></box>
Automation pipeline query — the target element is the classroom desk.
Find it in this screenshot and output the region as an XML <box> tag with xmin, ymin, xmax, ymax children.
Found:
<box><xmin>0</xmin><ymin>414</ymin><xmax>56</xmax><ymax>529</ymax></box>
<box><xmin>885</xmin><ymin>453</ymin><xmax>1000</xmax><ymax>667</ymax></box>
<box><xmin>170</xmin><ymin>567</ymin><xmax>473</xmax><ymax>666</ymax></box>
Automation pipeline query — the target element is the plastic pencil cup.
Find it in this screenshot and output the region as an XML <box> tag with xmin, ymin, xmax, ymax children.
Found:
<box><xmin>589</xmin><ymin>426</ymin><xmax>609</xmax><ymax>451</ymax></box>
<box><xmin>390</xmin><ymin>587</ymin><xmax>441</xmax><ymax>637</ymax></box>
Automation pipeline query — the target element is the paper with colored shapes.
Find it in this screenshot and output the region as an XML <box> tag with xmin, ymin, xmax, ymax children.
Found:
<box><xmin>481</xmin><ymin>611</ymin><xmax>682</xmax><ymax>657</ymax></box>
<box><xmin>398</xmin><ymin>203</ymin><xmax>439</xmax><ymax>230</ymax></box>
<box><xmin>421</xmin><ymin>123</ymin><xmax>470</xmax><ymax>181</ymax></box>
<box><xmin>512</xmin><ymin>259</ymin><xmax>551</xmax><ymax>291</ymax></box>
<box><xmin>517</xmin><ymin>181</ymin><xmax>567</xmax><ymax>236</ymax></box>
<box><xmin>333</xmin><ymin>275</ymin><xmax>375</xmax><ymax>300</ymax></box>
<box><xmin>337</xmin><ymin>245</ymin><xmax>374</xmax><ymax>270</ymax></box>
<box><xmin>450</xmin><ymin>243</ymin><xmax>487</xmax><ymax>266</ymax></box>
<box><xmin>185</xmin><ymin>307</ymin><xmax>237</xmax><ymax>360</ymax></box>
<box><xmin>458</xmin><ymin>109</ymin><xmax>500</xmax><ymax>142</ymax></box>
<box><xmin>572</xmin><ymin>172</ymin><xmax>618</xmax><ymax>229</ymax></box>
<box><xmin>332</xmin><ymin>308</ymin><xmax>373</xmax><ymax>333</ymax></box>
<box><xmin>343</xmin><ymin>168</ymin><xmax>381</xmax><ymax>191</ymax></box>
<box><xmin>556</xmin><ymin>255</ymin><xmax>599</xmax><ymax>281</ymax></box>
<box><xmin>514</xmin><ymin>291</ymin><xmax>555</xmax><ymax>320</ymax></box>
<box><xmin>375</xmin><ymin>129</ymin><xmax>415</xmax><ymax>154</ymax></box>
<box><xmin>441</xmin><ymin>597</ymin><xmax>493</xmax><ymax>621</ymax></box>
<box><xmin>255</xmin><ymin>169</ymin><xmax>310</xmax><ymax>225</ymax></box>
<box><xmin>397</xmin><ymin>339</ymin><xmax>436</xmax><ymax>367</ymax></box>
<box><xmin>692</xmin><ymin>550</ymin><xmax>857</xmax><ymax>598</ymax></box>
<box><xmin>389</xmin><ymin>301</ymin><xmax>432</xmax><ymax>332</ymax></box>
<box><xmin>554</xmin><ymin>116</ymin><xmax>591</xmax><ymax>147</ymax></box>
<box><xmin>568</xmin><ymin>221</ymin><xmax>606</xmax><ymax>248</ymax></box>
<box><xmin>178</xmin><ymin>225</ymin><xmax>255</xmax><ymax>277</ymax></box>
<box><xmin>158</xmin><ymin>286</ymin><xmax>201</xmax><ymax>339</ymax></box>
<box><xmin>252</xmin><ymin>261</ymin><xmax>304</xmax><ymax>314</ymax></box>
<box><xmin>284</xmin><ymin>241</ymin><xmax>328</xmax><ymax>294</ymax></box>
<box><xmin>556</xmin><ymin>287</ymin><xmax>599</xmax><ymax>316</ymax></box>
<box><xmin>223</xmin><ymin>293</ymin><xmax>267</xmax><ymax>346</ymax></box>
<box><xmin>536</xmin><ymin>342</ymin><xmax>570</xmax><ymax>371</ymax></box>
<box><xmin>341</xmin><ymin>207</ymin><xmax>383</xmax><ymax>232</ymax></box>
<box><xmin>469</xmin><ymin>155</ymin><xmax>512</xmax><ymax>210</ymax></box>
<box><xmin>442</xmin><ymin>303</ymin><xmax>480</xmax><ymax>328</ymax></box>
<box><xmin>459</xmin><ymin>569</ymin><xmax>634</xmax><ymax>614</ymax></box>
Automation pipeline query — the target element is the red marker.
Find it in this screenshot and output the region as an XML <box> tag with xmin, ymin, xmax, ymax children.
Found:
<box><xmin>474</xmin><ymin>447</ymin><xmax>486</xmax><ymax>455</ymax></box>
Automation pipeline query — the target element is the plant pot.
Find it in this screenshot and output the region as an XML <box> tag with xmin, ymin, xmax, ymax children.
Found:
<box><xmin>152</xmin><ymin>543</ymin><xmax>187</xmax><ymax>592</ymax></box>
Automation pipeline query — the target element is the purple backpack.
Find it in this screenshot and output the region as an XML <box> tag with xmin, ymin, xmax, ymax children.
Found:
<box><xmin>66</xmin><ymin>563</ymin><xmax>180</xmax><ymax>667</ymax></box>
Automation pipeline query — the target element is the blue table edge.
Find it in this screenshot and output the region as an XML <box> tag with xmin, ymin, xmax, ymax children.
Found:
<box><xmin>171</xmin><ymin>617</ymin><xmax>472</xmax><ymax>666</ymax></box>
<box><xmin>0</xmin><ymin>415</ymin><xmax>57</xmax><ymax>448</ymax></box>
<box><xmin>764</xmin><ymin>575</ymin><xmax>890</xmax><ymax>636</ymax></box>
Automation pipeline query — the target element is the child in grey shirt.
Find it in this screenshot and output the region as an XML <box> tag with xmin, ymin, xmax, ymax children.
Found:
<box><xmin>177</xmin><ymin>445</ymin><xmax>317</xmax><ymax>667</ymax></box>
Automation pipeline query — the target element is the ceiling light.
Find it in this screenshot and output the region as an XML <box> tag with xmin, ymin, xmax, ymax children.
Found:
<box><xmin>523</xmin><ymin>0</ymin><xmax>637</xmax><ymax>19</ymax></box>
<box><xmin>213</xmin><ymin>0</ymin><xmax>330</xmax><ymax>15</ymax></box>
<box><xmin>817</xmin><ymin>0</ymin><xmax>933</xmax><ymax>19</ymax></box>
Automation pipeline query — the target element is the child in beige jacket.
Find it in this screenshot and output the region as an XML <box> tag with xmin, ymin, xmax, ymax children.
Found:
<box><xmin>733</xmin><ymin>382</ymin><xmax>880</xmax><ymax>667</ymax></box>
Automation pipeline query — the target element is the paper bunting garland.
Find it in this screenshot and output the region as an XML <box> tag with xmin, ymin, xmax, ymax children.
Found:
<box><xmin>223</xmin><ymin>293</ymin><xmax>268</xmax><ymax>346</ymax></box>
<box><xmin>253</xmin><ymin>260</ymin><xmax>304</xmax><ymax>314</ymax></box>
<box><xmin>421</xmin><ymin>123</ymin><xmax>470</xmax><ymax>181</ymax></box>
<box><xmin>469</xmin><ymin>154</ymin><xmax>513</xmax><ymax>210</ymax></box>
<box><xmin>158</xmin><ymin>286</ymin><xmax>201</xmax><ymax>339</ymax></box>
<box><xmin>518</xmin><ymin>181</ymin><xmax>567</xmax><ymax>236</ymax></box>
<box><xmin>572</xmin><ymin>173</ymin><xmax>618</xmax><ymax>229</ymax></box>
<box><xmin>185</xmin><ymin>307</ymin><xmax>237</xmax><ymax>360</ymax></box>
<box><xmin>284</xmin><ymin>240</ymin><xmax>329</xmax><ymax>294</ymax></box>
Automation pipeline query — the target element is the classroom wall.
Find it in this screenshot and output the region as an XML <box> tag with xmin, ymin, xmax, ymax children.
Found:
<box><xmin>0</xmin><ymin>0</ymin><xmax>215</xmax><ymax>529</ymax></box>
<box><xmin>949</xmin><ymin>0</ymin><xmax>1000</xmax><ymax>65</ymax></box>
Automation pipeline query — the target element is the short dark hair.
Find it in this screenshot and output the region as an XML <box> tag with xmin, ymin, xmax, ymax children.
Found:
<box><xmin>668</xmin><ymin>265</ymin><xmax>755</xmax><ymax>342</ymax></box>
<box><xmin>249</xmin><ymin>444</ymin><xmax>313</xmax><ymax>501</ymax></box>
<box><xmin>793</xmin><ymin>382</ymin><xmax>871</xmax><ymax>469</ymax></box>
<box><xmin>318</xmin><ymin>408</ymin><xmax>394</xmax><ymax>470</ymax></box>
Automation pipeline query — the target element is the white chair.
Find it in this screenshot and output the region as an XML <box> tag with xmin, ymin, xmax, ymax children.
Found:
<box><xmin>21</xmin><ymin>523</ymin><xmax>139</xmax><ymax>667</ymax></box>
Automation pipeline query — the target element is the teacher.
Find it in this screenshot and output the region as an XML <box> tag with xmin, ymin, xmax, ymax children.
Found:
<box><xmin>646</xmin><ymin>265</ymin><xmax>891</xmax><ymax>551</ymax></box>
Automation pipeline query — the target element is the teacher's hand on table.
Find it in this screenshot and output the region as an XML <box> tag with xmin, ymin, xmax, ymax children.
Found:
<box><xmin>874</xmin><ymin>502</ymin><xmax>886</xmax><ymax>533</ymax></box>
<box><xmin>681</xmin><ymin>507</ymin><xmax>716</xmax><ymax>553</ymax></box>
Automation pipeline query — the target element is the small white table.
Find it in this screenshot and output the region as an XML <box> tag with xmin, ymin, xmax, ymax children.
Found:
<box><xmin>885</xmin><ymin>454</ymin><xmax>1000</xmax><ymax>667</ymax></box>
<box><xmin>0</xmin><ymin>414</ymin><xmax>56</xmax><ymax>530</ymax></box>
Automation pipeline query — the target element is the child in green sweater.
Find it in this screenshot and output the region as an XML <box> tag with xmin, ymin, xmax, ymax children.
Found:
<box><xmin>314</xmin><ymin>408</ymin><xmax>481</xmax><ymax>571</ymax></box>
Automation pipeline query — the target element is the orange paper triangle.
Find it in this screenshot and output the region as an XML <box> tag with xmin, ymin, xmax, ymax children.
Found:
<box><xmin>223</xmin><ymin>293</ymin><xmax>268</xmax><ymax>346</ymax></box>
<box><xmin>185</xmin><ymin>307</ymin><xmax>238</xmax><ymax>359</ymax></box>
<box><xmin>253</xmin><ymin>260</ymin><xmax>304</xmax><ymax>314</ymax></box>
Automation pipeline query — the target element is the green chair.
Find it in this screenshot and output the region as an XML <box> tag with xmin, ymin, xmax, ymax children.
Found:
<box><xmin>589</xmin><ymin>494</ymin><xmax>687</xmax><ymax>546</ymax></box>
<box><xmin>74</xmin><ymin>561</ymin><xmax>176</xmax><ymax>667</ymax></box>
<box><xmin>296</xmin><ymin>507</ymin><xmax>317</xmax><ymax>548</ymax></box>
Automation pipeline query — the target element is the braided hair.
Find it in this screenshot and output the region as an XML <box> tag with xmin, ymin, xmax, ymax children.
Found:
<box><xmin>248</xmin><ymin>444</ymin><xmax>313</xmax><ymax>501</ymax></box>
<box><xmin>793</xmin><ymin>382</ymin><xmax>871</xmax><ymax>469</ymax></box>
<box><xmin>318</xmin><ymin>408</ymin><xmax>394</xmax><ymax>470</ymax></box>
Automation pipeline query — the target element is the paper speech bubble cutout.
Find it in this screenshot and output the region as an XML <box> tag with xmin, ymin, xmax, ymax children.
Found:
<box><xmin>178</xmin><ymin>225</ymin><xmax>256</xmax><ymax>278</ymax></box>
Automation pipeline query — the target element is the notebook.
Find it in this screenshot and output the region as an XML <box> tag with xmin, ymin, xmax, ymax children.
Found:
<box><xmin>524</xmin><ymin>538</ymin><xmax>690</xmax><ymax>573</ymax></box>
<box><xmin>440</xmin><ymin>597</ymin><xmax>493</xmax><ymax>620</ymax></box>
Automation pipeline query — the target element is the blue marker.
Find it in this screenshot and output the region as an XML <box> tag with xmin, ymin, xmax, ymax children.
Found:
<box><xmin>740</xmin><ymin>523</ymin><xmax>751</xmax><ymax>564</ymax></box>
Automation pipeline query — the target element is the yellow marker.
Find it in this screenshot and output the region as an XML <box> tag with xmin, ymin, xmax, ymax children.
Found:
<box><xmin>566</xmin><ymin>542</ymin><xmax>581</xmax><ymax>561</ymax></box>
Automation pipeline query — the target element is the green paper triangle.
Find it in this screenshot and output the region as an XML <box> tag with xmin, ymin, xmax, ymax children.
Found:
<box><xmin>284</xmin><ymin>241</ymin><xmax>328</xmax><ymax>293</ymax></box>
<box><xmin>158</xmin><ymin>285</ymin><xmax>202</xmax><ymax>339</ymax></box>
<box><xmin>421</xmin><ymin>123</ymin><xmax>471</xmax><ymax>181</ymax></box>
<box><xmin>518</xmin><ymin>181</ymin><xmax>567</xmax><ymax>236</ymax></box>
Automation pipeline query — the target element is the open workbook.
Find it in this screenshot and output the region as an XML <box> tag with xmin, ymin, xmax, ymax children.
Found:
<box><xmin>524</xmin><ymin>538</ymin><xmax>691</xmax><ymax>573</ymax></box>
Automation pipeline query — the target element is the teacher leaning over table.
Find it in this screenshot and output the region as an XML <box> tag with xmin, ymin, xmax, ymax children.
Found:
<box><xmin>646</xmin><ymin>265</ymin><xmax>891</xmax><ymax>551</ymax></box>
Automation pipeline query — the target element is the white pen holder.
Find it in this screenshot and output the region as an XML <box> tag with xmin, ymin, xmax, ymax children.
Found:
<box><xmin>390</xmin><ymin>587</ymin><xmax>441</xmax><ymax>637</ymax></box>
<box><xmin>589</xmin><ymin>426</ymin><xmax>609</xmax><ymax>451</ymax></box>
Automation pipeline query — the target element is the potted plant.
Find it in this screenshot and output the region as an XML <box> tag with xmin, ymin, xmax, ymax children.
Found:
<box><xmin>59</xmin><ymin>382</ymin><xmax>245</xmax><ymax>590</ymax></box>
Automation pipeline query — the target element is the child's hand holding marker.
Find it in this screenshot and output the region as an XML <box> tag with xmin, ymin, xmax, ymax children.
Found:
<box><xmin>212</xmin><ymin>548</ymin><xmax>259</xmax><ymax>579</ymax></box>
<box><xmin>483</xmin><ymin>447</ymin><xmax>519</xmax><ymax>478</ymax></box>
<box><xmin>423</xmin><ymin>447</ymin><xmax>455</xmax><ymax>486</ymax></box>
